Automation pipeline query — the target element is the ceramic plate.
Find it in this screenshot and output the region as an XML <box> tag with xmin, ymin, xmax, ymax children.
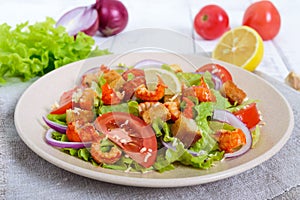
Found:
<box><xmin>14</xmin><ymin>53</ymin><xmax>294</xmax><ymax>187</ymax></box>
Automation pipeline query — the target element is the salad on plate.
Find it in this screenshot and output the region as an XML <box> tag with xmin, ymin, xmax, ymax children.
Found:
<box><xmin>43</xmin><ymin>60</ymin><xmax>262</xmax><ymax>173</ymax></box>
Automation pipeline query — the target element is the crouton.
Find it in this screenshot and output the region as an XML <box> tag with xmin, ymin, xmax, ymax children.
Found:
<box><xmin>66</xmin><ymin>108</ymin><xmax>96</xmax><ymax>124</ymax></box>
<box><xmin>285</xmin><ymin>71</ymin><xmax>300</xmax><ymax>91</ymax></box>
<box><xmin>221</xmin><ymin>80</ymin><xmax>246</xmax><ymax>105</ymax></box>
<box><xmin>171</xmin><ymin>115</ymin><xmax>201</xmax><ymax>147</ymax></box>
<box><xmin>103</xmin><ymin>70</ymin><xmax>126</xmax><ymax>92</ymax></box>
<box><xmin>141</xmin><ymin>102</ymin><xmax>171</xmax><ymax>124</ymax></box>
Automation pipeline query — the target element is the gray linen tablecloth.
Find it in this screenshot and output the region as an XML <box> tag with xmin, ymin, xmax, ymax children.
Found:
<box><xmin>0</xmin><ymin>72</ymin><xmax>299</xmax><ymax>200</ymax></box>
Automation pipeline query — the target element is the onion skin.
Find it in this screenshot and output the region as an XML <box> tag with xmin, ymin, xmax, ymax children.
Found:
<box><xmin>56</xmin><ymin>6</ymin><xmax>99</xmax><ymax>36</ymax></box>
<box><xmin>43</xmin><ymin>115</ymin><xmax>67</xmax><ymax>133</ymax></box>
<box><xmin>45</xmin><ymin>128</ymin><xmax>91</xmax><ymax>149</ymax></box>
<box><xmin>95</xmin><ymin>0</ymin><xmax>129</xmax><ymax>36</ymax></box>
<box><xmin>212</xmin><ymin>109</ymin><xmax>252</xmax><ymax>158</ymax></box>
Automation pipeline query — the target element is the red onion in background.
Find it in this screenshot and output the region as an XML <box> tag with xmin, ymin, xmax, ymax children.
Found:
<box><xmin>95</xmin><ymin>0</ymin><xmax>129</xmax><ymax>36</ymax></box>
<box><xmin>56</xmin><ymin>0</ymin><xmax>128</xmax><ymax>37</ymax></box>
<box><xmin>56</xmin><ymin>5</ymin><xmax>99</xmax><ymax>36</ymax></box>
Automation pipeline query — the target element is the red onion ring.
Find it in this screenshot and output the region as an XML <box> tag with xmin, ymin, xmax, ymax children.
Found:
<box><xmin>212</xmin><ymin>109</ymin><xmax>252</xmax><ymax>158</ymax></box>
<box><xmin>56</xmin><ymin>5</ymin><xmax>99</xmax><ymax>36</ymax></box>
<box><xmin>45</xmin><ymin>128</ymin><xmax>91</xmax><ymax>149</ymax></box>
<box><xmin>194</xmin><ymin>72</ymin><xmax>223</xmax><ymax>90</ymax></box>
<box><xmin>43</xmin><ymin>115</ymin><xmax>67</xmax><ymax>133</ymax></box>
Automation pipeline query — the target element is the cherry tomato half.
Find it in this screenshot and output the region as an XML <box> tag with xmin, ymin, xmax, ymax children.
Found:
<box><xmin>243</xmin><ymin>1</ymin><xmax>281</xmax><ymax>40</ymax></box>
<box><xmin>194</xmin><ymin>5</ymin><xmax>229</xmax><ymax>40</ymax></box>
<box><xmin>233</xmin><ymin>103</ymin><xmax>261</xmax><ymax>129</ymax></box>
<box><xmin>50</xmin><ymin>88</ymin><xmax>77</xmax><ymax>114</ymax></box>
<box><xmin>196</xmin><ymin>63</ymin><xmax>232</xmax><ymax>83</ymax></box>
<box><xmin>94</xmin><ymin>112</ymin><xmax>157</xmax><ymax>168</ymax></box>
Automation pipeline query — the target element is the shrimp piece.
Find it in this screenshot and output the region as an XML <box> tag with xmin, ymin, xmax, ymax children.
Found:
<box><xmin>101</xmin><ymin>83</ymin><xmax>123</xmax><ymax>105</ymax></box>
<box><xmin>90</xmin><ymin>138</ymin><xmax>122</xmax><ymax>164</ymax></box>
<box><xmin>138</xmin><ymin>102</ymin><xmax>157</xmax><ymax>115</ymax></box>
<box><xmin>135</xmin><ymin>75</ymin><xmax>167</xmax><ymax>101</ymax></box>
<box><xmin>66</xmin><ymin>120</ymin><xmax>101</xmax><ymax>142</ymax></box>
<box><xmin>193</xmin><ymin>77</ymin><xmax>216</xmax><ymax>102</ymax></box>
<box><xmin>218</xmin><ymin>129</ymin><xmax>246</xmax><ymax>153</ymax></box>
<box><xmin>164</xmin><ymin>101</ymin><xmax>180</xmax><ymax>121</ymax></box>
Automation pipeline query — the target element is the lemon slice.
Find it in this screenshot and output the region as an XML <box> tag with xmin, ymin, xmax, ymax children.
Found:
<box><xmin>212</xmin><ymin>26</ymin><xmax>264</xmax><ymax>71</ymax></box>
<box><xmin>144</xmin><ymin>68</ymin><xmax>181</xmax><ymax>95</ymax></box>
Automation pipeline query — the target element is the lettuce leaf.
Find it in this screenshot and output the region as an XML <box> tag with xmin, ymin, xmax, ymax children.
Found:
<box><xmin>99</xmin><ymin>101</ymin><xmax>139</xmax><ymax>116</ymax></box>
<box><xmin>154</xmin><ymin>138</ymin><xmax>223</xmax><ymax>171</ymax></box>
<box><xmin>47</xmin><ymin>113</ymin><xmax>67</xmax><ymax>125</ymax></box>
<box><xmin>0</xmin><ymin>17</ymin><xmax>110</xmax><ymax>83</ymax></box>
<box><xmin>190</xmin><ymin>102</ymin><xmax>218</xmax><ymax>153</ymax></box>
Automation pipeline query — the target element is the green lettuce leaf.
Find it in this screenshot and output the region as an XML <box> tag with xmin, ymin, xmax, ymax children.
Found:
<box><xmin>47</xmin><ymin>113</ymin><xmax>66</xmax><ymax>125</ymax></box>
<box><xmin>190</xmin><ymin>102</ymin><xmax>218</xmax><ymax>153</ymax></box>
<box><xmin>99</xmin><ymin>101</ymin><xmax>139</xmax><ymax>116</ymax></box>
<box><xmin>0</xmin><ymin>17</ymin><xmax>110</xmax><ymax>83</ymax></box>
<box><xmin>251</xmin><ymin>125</ymin><xmax>261</xmax><ymax>148</ymax></box>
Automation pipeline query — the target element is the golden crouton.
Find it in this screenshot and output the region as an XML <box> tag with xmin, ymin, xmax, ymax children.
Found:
<box><xmin>221</xmin><ymin>80</ymin><xmax>246</xmax><ymax>105</ymax></box>
<box><xmin>171</xmin><ymin>115</ymin><xmax>201</xmax><ymax>147</ymax></box>
<box><xmin>141</xmin><ymin>102</ymin><xmax>171</xmax><ymax>124</ymax></box>
<box><xmin>103</xmin><ymin>70</ymin><xmax>126</xmax><ymax>91</ymax></box>
<box><xmin>285</xmin><ymin>71</ymin><xmax>300</xmax><ymax>91</ymax></box>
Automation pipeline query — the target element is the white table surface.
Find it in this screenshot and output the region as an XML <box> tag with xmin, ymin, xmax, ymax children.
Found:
<box><xmin>1</xmin><ymin>0</ymin><xmax>299</xmax><ymax>81</ymax></box>
<box><xmin>0</xmin><ymin>0</ymin><xmax>299</xmax><ymax>199</ymax></box>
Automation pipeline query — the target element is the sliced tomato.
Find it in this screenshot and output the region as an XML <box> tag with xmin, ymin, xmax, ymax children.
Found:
<box><xmin>196</xmin><ymin>63</ymin><xmax>232</xmax><ymax>83</ymax></box>
<box><xmin>94</xmin><ymin>112</ymin><xmax>157</xmax><ymax>168</ymax></box>
<box><xmin>50</xmin><ymin>88</ymin><xmax>77</xmax><ymax>114</ymax></box>
<box><xmin>101</xmin><ymin>83</ymin><xmax>121</xmax><ymax>105</ymax></box>
<box><xmin>233</xmin><ymin>103</ymin><xmax>261</xmax><ymax>129</ymax></box>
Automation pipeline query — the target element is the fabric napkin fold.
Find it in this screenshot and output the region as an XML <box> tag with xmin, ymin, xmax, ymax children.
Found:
<box><xmin>0</xmin><ymin>72</ymin><xmax>299</xmax><ymax>200</ymax></box>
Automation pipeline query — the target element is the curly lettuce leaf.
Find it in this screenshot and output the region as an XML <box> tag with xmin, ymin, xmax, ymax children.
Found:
<box><xmin>99</xmin><ymin>101</ymin><xmax>139</xmax><ymax>116</ymax></box>
<box><xmin>0</xmin><ymin>17</ymin><xmax>110</xmax><ymax>83</ymax></box>
<box><xmin>191</xmin><ymin>102</ymin><xmax>218</xmax><ymax>153</ymax></box>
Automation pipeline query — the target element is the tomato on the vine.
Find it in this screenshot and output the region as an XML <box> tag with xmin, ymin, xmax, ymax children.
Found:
<box><xmin>243</xmin><ymin>1</ymin><xmax>281</xmax><ymax>40</ymax></box>
<box><xmin>194</xmin><ymin>5</ymin><xmax>229</xmax><ymax>40</ymax></box>
<box><xmin>94</xmin><ymin>112</ymin><xmax>157</xmax><ymax>168</ymax></box>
